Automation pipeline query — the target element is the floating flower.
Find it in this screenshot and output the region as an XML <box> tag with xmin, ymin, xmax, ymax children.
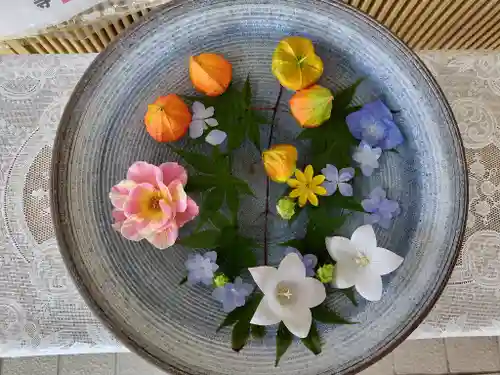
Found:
<box><xmin>249</xmin><ymin>253</ymin><xmax>326</xmax><ymax>338</ymax></box>
<box><xmin>189</xmin><ymin>53</ymin><xmax>232</xmax><ymax>96</ymax></box>
<box><xmin>316</xmin><ymin>264</ymin><xmax>335</xmax><ymax>283</ymax></box>
<box><xmin>346</xmin><ymin>100</ymin><xmax>403</xmax><ymax>150</ymax></box>
<box><xmin>109</xmin><ymin>161</ymin><xmax>199</xmax><ymax>249</ymax></box>
<box><xmin>321</xmin><ymin>164</ymin><xmax>355</xmax><ymax>196</ymax></box>
<box><xmin>276</xmin><ymin>198</ymin><xmax>296</xmax><ymax>220</ymax></box>
<box><xmin>352</xmin><ymin>141</ymin><xmax>382</xmax><ymax>177</ymax></box>
<box><xmin>283</xmin><ymin>247</ymin><xmax>318</xmax><ymax>277</ymax></box>
<box><xmin>362</xmin><ymin>187</ymin><xmax>400</xmax><ymax>229</ymax></box>
<box><xmin>212</xmin><ymin>277</ymin><xmax>253</xmax><ymax>313</ymax></box>
<box><xmin>213</xmin><ymin>273</ymin><xmax>230</xmax><ymax>287</ymax></box>
<box><xmin>185</xmin><ymin>251</ymin><xmax>219</xmax><ymax>286</ymax></box>
<box><xmin>272</xmin><ymin>36</ymin><xmax>324</xmax><ymax>91</ymax></box>
<box><xmin>289</xmin><ymin>85</ymin><xmax>333</xmax><ymax>128</ymax></box>
<box><xmin>262</xmin><ymin>144</ymin><xmax>298</xmax><ymax>183</ymax></box>
<box><xmin>287</xmin><ymin>165</ymin><xmax>327</xmax><ymax>207</ymax></box>
<box><xmin>144</xmin><ymin>94</ymin><xmax>192</xmax><ymax>142</ymax></box>
<box><xmin>188</xmin><ymin>101</ymin><xmax>227</xmax><ymax>145</ymax></box>
<box><xmin>326</xmin><ymin>224</ymin><xmax>403</xmax><ymax>301</ymax></box>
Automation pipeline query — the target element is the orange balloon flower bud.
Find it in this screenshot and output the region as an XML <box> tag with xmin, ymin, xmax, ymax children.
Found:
<box><xmin>144</xmin><ymin>94</ymin><xmax>191</xmax><ymax>142</ymax></box>
<box><xmin>272</xmin><ymin>36</ymin><xmax>324</xmax><ymax>91</ymax></box>
<box><xmin>262</xmin><ymin>144</ymin><xmax>298</xmax><ymax>183</ymax></box>
<box><xmin>189</xmin><ymin>53</ymin><xmax>232</xmax><ymax>96</ymax></box>
<box><xmin>289</xmin><ymin>85</ymin><xmax>333</xmax><ymax>128</ymax></box>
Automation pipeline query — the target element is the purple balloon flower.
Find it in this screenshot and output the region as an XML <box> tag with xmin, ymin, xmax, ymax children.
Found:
<box><xmin>212</xmin><ymin>277</ymin><xmax>253</xmax><ymax>312</ymax></box>
<box><xmin>361</xmin><ymin>187</ymin><xmax>400</xmax><ymax>229</ymax></box>
<box><xmin>283</xmin><ymin>247</ymin><xmax>318</xmax><ymax>277</ymax></box>
<box><xmin>321</xmin><ymin>164</ymin><xmax>355</xmax><ymax>196</ymax></box>
<box><xmin>185</xmin><ymin>251</ymin><xmax>219</xmax><ymax>286</ymax></box>
<box><xmin>346</xmin><ymin>100</ymin><xmax>403</xmax><ymax>150</ymax></box>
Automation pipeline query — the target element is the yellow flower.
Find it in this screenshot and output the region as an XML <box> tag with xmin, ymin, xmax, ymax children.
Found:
<box><xmin>272</xmin><ymin>36</ymin><xmax>324</xmax><ymax>91</ymax></box>
<box><xmin>262</xmin><ymin>144</ymin><xmax>298</xmax><ymax>183</ymax></box>
<box><xmin>276</xmin><ymin>198</ymin><xmax>296</xmax><ymax>220</ymax></box>
<box><xmin>287</xmin><ymin>165</ymin><xmax>327</xmax><ymax>207</ymax></box>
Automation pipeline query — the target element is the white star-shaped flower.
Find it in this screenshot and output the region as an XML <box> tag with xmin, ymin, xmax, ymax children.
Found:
<box><xmin>248</xmin><ymin>253</ymin><xmax>326</xmax><ymax>338</ymax></box>
<box><xmin>326</xmin><ymin>224</ymin><xmax>403</xmax><ymax>301</ymax></box>
<box><xmin>189</xmin><ymin>101</ymin><xmax>227</xmax><ymax>146</ymax></box>
<box><xmin>352</xmin><ymin>141</ymin><xmax>382</xmax><ymax>176</ymax></box>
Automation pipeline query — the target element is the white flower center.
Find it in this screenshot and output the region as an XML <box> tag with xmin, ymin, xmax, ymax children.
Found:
<box><xmin>275</xmin><ymin>281</ymin><xmax>297</xmax><ymax>306</ymax></box>
<box><xmin>354</xmin><ymin>253</ymin><xmax>370</xmax><ymax>267</ymax></box>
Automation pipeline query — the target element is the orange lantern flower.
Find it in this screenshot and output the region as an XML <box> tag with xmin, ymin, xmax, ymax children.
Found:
<box><xmin>262</xmin><ymin>144</ymin><xmax>298</xmax><ymax>183</ymax></box>
<box><xmin>189</xmin><ymin>53</ymin><xmax>232</xmax><ymax>96</ymax></box>
<box><xmin>144</xmin><ymin>94</ymin><xmax>191</xmax><ymax>142</ymax></box>
<box><xmin>289</xmin><ymin>85</ymin><xmax>333</xmax><ymax>128</ymax></box>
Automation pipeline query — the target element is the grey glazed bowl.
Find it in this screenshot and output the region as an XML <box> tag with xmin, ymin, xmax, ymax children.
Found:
<box><xmin>51</xmin><ymin>0</ymin><xmax>467</xmax><ymax>374</ymax></box>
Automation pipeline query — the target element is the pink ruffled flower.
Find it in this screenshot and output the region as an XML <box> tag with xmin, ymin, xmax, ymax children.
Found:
<box><xmin>109</xmin><ymin>161</ymin><xmax>199</xmax><ymax>249</ymax></box>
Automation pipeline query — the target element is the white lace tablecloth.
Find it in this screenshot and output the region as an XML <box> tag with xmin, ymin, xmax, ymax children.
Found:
<box><xmin>0</xmin><ymin>51</ymin><xmax>496</xmax><ymax>356</ymax></box>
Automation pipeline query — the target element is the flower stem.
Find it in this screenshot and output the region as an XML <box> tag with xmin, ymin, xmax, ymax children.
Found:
<box><xmin>263</xmin><ymin>86</ymin><xmax>283</xmax><ymax>265</ymax></box>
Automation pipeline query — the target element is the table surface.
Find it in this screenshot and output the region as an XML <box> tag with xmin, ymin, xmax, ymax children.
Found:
<box><xmin>0</xmin><ymin>52</ymin><xmax>496</xmax><ymax>357</ymax></box>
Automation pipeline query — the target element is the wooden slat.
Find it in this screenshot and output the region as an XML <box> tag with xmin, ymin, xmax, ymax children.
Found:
<box><xmin>55</xmin><ymin>35</ymin><xmax>76</xmax><ymax>53</ymax></box>
<box><xmin>425</xmin><ymin>0</ymin><xmax>479</xmax><ymax>49</ymax></box>
<box><xmin>45</xmin><ymin>36</ymin><xmax>67</xmax><ymax>53</ymax></box>
<box><xmin>379</xmin><ymin>0</ymin><xmax>406</xmax><ymax>28</ymax></box>
<box><xmin>404</xmin><ymin>0</ymin><xmax>447</xmax><ymax>45</ymax></box>
<box><xmin>413</xmin><ymin>0</ymin><xmax>466</xmax><ymax>49</ymax></box>
<box><xmin>469</xmin><ymin>12</ymin><xmax>500</xmax><ymax>49</ymax></box>
<box><xmin>444</xmin><ymin>0</ymin><xmax>496</xmax><ymax>48</ymax></box>
<box><xmin>74</xmin><ymin>28</ymin><xmax>98</xmax><ymax>52</ymax></box>
<box><xmin>457</xmin><ymin>8</ymin><xmax>500</xmax><ymax>49</ymax></box>
<box><xmin>30</xmin><ymin>40</ymin><xmax>48</xmax><ymax>54</ymax></box>
<box><xmin>121</xmin><ymin>15</ymin><xmax>132</xmax><ymax>27</ymax></box>
<box><xmin>6</xmin><ymin>40</ymin><xmax>29</xmax><ymax>54</ymax></box>
<box><xmin>368</xmin><ymin>0</ymin><xmax>385</xmax><ymax>18</ymax></box>
<box><xmin>34</xmin><ymin>36</ymin><xmax>56</xmax><ymax>53</ymax></box>
<box><xmin>64</xmin><ymin>32</ymin><xmax>86</xmax><ymax>53</ymax></box>
<box><xmin>392</xmin><ymin>0</ymin><xmax>427</xmax><ymax>35</ymax></box>
<box><xmin>439</xmin><ymin>0</ymin><xmax>490</xmax><ymax>48</ymax></box>
<box><xmin>359</xmin><ymin>0</ymin><xmax>372</xmax><ymax>13</ymax></box>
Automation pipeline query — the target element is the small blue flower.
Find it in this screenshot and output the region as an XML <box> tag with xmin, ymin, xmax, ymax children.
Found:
<box><xmin>321</xmin><ymin>164</ymin><xmax>355</xmax><ymax>196</ymax></box>
<box><xmin>346</xmin><ymin>100</ymin><xmax>403</xmax><ymax>150</ymax></box>
<box><xmin>352</xmin><ymin>141</ymin><xmax>382</xmax><ymax>176</ymax></box>
<box><xmin>283</xmin><ymin>247</ymin><xmax>318</xmax><ymax>277</ymax></box>
<box><xmin>212</xmin><ymin>277</ymin><xmax>253</xmax><ymax>312</ymax></box>
<box><xmin>361</xmin><ymin>187</ymin><xmax>400</xmax><ymax>229</ymax></box>
<box><xmin>185</xmin><ymin>251</ymin><xmax>219</xmax><ymax>286</ymax></box>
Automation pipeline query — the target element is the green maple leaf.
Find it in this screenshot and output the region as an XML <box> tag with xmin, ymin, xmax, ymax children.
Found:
<box><xmin>191</xmin><ymin>77</ymin><xmax>269</xmax><ymax>152</ymax></box>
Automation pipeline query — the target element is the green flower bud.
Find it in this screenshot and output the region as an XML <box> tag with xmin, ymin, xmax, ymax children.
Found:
<box><xmin>213</xmin><ymin>273</ymin><xmax>229</xmax><ymax>287</ymax></box>
<box><xmin>316</xmin><ymin>264</ymin><xmax>335</xmax><ymax>283</ymax></box>
<box><xmin>276</xmin><ymin>197</ymin><xmax>296</xmax><ymax>220</ymax></box>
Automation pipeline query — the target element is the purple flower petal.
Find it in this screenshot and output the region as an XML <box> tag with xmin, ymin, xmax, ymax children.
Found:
<box><xmin>338</xmin><ymin>182</ymin><xmax>353</xmax><ymax>197</ymax></box>
<box><xmin>370</xmin><ymin>187</ymin><xmax>386</xmax><ymax>200</ymax></box>
<box><xmin>338</xmin><ymin>167</ymin><xmax>355</xmax><ymax>182</ymax></box>
<box><xmin>362</xmin><ymin>100</ymin><xmax>393</xmax><ymax>120</ymax></box>
<box><xmin>205</xmin><ymin>251</ymin><xmax>217</xmax><ymax>263</ymax></box>
<box><xmin>361</xmin><ymin>198</ymin><xmax>378</xmax><ymax>213</ymax></box>
<box><xmin>303</xmin><ymin>254</ymin><xmax>318</xmax><ymax>268</ymax></box>
<box><xmin>379</xmin><ymin>119</ymin><xmax>404</xmax><ymax>150</ymax></box>
<box><xmin>322</xmin><ymin>181</ymin><xmax>337</xmax><ymax>196</ymax></box>
<box><xmin>346</xmin><ymin>109</ymin><xmax>367</xmax><ymax>140</ymax></box>
<box><xmin>321</xmin><ymin>164</ymin><xmax>339</xmax><ymax>183</ymax></box>
<box><xmin>360</xmin><ymin>165</ymin><xmax>374</xmax><ymax>176</ymax></box>
<box><xmin>346</xmin><ymin>100</ymin><xmax>402</xmax><ymax>149</ymax></box>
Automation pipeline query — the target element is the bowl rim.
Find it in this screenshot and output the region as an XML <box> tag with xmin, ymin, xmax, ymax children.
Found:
<box><xmin>51</xmin><ymin>0</ymin><xmax>468</xmax><ymax>374</ymax></box>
